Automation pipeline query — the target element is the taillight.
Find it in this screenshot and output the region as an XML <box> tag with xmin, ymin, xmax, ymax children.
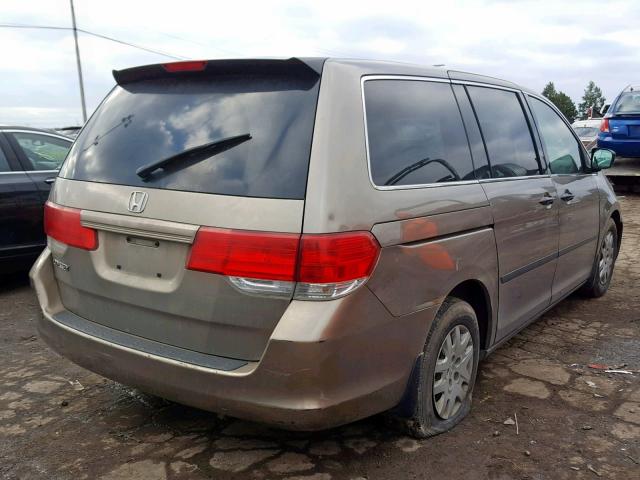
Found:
<box><xmin>600</xmin><ymin>118</ymin><xmax>610</xmax><ymax>133</ymax></box>
<box><xmin>297</xmin><ymin>232</ymin><xmax>379</xmax><ymax>282</ymax></box>
<box><xmin>162</xmin><ymin>60</ymin><xmax>207</xmax><ymax>72</ymax></box>
<box><xmin>44</xmin><ymin>202</ymin><xmax>98</xmax><ymax>250</ymax></box>
<box><xmin>295</xmin><ymin>232</ymin><xmax>380</xmax><ymax>300</ymax></box>
<box><xmin>186</xmin><ymin>228</ymin><xmax>381</xmax><ymax>300</ymax></box>
<box><xmin>186</xmin><ymin>227</ymin><xmax>299</xmax><ymax>281</ymax></box>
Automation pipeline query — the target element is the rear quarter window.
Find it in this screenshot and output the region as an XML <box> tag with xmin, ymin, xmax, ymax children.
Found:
<box><xmin>363</xmin><ymin>79</ymin><xmax>475</xmax><ymax>187</ymax></box>
<box><xmin>60</xmin><ymin>74</ymin><xmax>320</xmax><ymax>200</ymax></box>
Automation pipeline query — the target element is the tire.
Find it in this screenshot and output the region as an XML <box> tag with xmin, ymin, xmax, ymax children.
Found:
<box><xmin>399</xmin><ymin>297</ymin><xmax>480</xmax><ymax>438</ymax></box>
<box><xmin>580</xmin><ymin>218</ymin><xmax>618</xmax><ymax>298</ymax></box>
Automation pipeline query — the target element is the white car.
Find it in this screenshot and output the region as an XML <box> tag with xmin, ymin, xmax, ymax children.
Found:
<box><xmin>572</xmin><ymin>119</ymin><xmax>602</xmax><ymax>151</ymax></box>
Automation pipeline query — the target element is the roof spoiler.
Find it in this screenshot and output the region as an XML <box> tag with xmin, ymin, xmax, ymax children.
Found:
<box><xmin>113</xmin><ymin>57</ymin><xmax>325</xmax><ymax>85</ymax></box>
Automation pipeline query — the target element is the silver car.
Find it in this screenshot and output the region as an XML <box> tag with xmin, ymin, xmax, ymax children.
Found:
<box><xmin>572</xmin><ymin>118</ymin><xmax>602</xmax><ymax>152</ymax></box>
<box><xmin>31</xmin><ymin>58</ymin><xmax>621</xmax><ymax>437</ymax></box>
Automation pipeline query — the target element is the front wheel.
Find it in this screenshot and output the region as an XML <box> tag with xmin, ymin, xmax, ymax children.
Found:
<box><xmin>400</xmin><ymin>297</ymin><xmax>480</xmax><ymax>438</ymax></box>
<box><xmin>580</xmin><ymin>218</ymin><xmax>618</xmax><ymax>298</ymax></box>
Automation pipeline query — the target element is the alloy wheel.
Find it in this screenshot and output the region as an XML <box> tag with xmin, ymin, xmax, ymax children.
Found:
<box><xmin>598</xmin><ymin>230</ymin><xmax>615</xmax><ymax>286</ymax></box>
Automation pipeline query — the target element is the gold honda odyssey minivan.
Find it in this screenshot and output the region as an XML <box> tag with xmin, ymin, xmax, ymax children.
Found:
<box><xmin>31</xmin><ymin>58</ymin><xmax>621</xmax><ymax>437</ymax></box>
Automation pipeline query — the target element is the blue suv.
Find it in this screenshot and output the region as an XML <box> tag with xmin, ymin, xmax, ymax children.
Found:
<box><xmin>598</xmin><ymin>85</ymin><xmax>640</xmax><ymax>157</ymax></box>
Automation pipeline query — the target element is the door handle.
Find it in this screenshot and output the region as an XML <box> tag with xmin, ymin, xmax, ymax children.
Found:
<box><xmin>44</xmin><ymin>177</ymin><xmax>56</xmax><ymax>185</ymax></box>
<box><xmin>538</xmin><ymin>193</ymin><xmax>554</xmax><ymax>207</ymax></box>
<box><xmin>560</xmin><ymin>190</ymin><xmax>574</xmax><ymax>202</ymax></box>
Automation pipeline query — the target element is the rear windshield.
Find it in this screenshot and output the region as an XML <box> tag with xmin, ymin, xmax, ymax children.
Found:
<box><xmin>60</xmin><ymin>73</ymin><xmax>320</xmax><ymax>199</ymax></box>
<box><xmin>613</xmin><ymin>92</ymin><xmax>640</xmax><ymax>115</ymax></box>
<box><xmin>573</xmin><ymin>127</ymin><xmax>599</xmax><ymax>138</ymax></box>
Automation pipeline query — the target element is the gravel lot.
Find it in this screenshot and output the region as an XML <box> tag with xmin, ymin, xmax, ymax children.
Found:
<box><xmin>1</xmin><ymin>195</ymin><xmax>639</xmax><ymax>480</ymax></box>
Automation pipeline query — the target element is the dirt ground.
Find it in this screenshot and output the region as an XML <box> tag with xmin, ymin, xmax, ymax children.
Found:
<box><xmin>1</xmin><ymin>196</ymin><xmax>639</xmax><ymax>480</ymax></box>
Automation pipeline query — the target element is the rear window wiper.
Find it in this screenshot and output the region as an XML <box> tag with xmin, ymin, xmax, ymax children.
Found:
<box><xmin>136</xmin><ymin>133</ymin><xmax>252</xmax><ymax>179</ymax></box>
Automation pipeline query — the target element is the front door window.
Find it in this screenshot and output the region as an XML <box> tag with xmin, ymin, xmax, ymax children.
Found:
<box><xmin>529</xmin><ymin>98</ymin><xmax>582</xmax><ymax>174</ymax></box>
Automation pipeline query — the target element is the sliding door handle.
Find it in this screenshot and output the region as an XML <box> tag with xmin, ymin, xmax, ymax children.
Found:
<box><xmin>560</xmin><ymin>190</ymin><xmax>575</xmax><ymax>202</ymax></box>
<box><xmin>539</xmin><ymin>193</ymin><xmax>555</xmax><ymax>207</ymax></box>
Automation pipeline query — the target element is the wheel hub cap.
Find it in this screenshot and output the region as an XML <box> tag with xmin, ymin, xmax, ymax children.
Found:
<box><xmin>598</xmin><ymin>231</ymin><xmax>615</xmax><ymax>286</ymax></box>
<box><xmin>433</xmin><ymin>324</ymin><xmax>474</xmax><ymax>420</ymax></box>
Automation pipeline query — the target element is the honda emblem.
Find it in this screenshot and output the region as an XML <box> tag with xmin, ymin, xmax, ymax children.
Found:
<box><xmin>128</xmin><ymin>191</ymin><xmax>148</xmax><ymax>213</ymax></box>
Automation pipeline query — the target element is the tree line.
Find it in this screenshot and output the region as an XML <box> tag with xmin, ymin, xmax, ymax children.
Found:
<box><xmin>541</xmin><ymin>81</ymin><xmax>606</xmax><ymax>123</ymax></box>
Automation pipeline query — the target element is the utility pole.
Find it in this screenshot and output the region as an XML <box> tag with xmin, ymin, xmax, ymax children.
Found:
<box><xmin>70</xmin><ymin>0</ymin><xmax>87</xmax><ymax>123</ymax></box>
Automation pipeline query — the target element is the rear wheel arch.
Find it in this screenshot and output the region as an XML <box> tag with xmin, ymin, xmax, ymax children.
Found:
<box><xmin>610</xmin><ymin>209</ymin><xmax>622</xmax><ymax>255</ymax></box>
<box><xmin>392</xmin><ymin>295</ymin><xmax>481</xmax><ymax>437</ymax></box>
<box><xmin>391</xmin><ymin>279</ymin><xmax>491</xmax><ymax>425</ymax></box>
<box><xmin>448</xmin><ymin>280</ymin><xmax>492</xmax><ymax>351</ymax></box>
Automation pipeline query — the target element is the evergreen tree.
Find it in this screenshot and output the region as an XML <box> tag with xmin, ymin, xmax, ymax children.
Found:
<box><xmin>552</xmin><ymin>92</ymin><xmax>578</xmax><ymax>123</ymax></box>
<box><xmin>542</xmin><ymin>82</ymin><xmax>557</xmax><ymax>99</ymax></box>
<box><xmin>541</xmin><ymin>82</ymin><xmax>578</xmax><ymax>122</ymax></box>
<box><xmin>578</xmin><ymin>81</ymin><xmax>606</xmax><ymax>119</ymax></box>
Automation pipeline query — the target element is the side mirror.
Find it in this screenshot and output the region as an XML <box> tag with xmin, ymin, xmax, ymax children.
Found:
<box><xmin>591</xmin><ymin>148</ymin><xmax>615</xmax><ymax>170</ymax></box>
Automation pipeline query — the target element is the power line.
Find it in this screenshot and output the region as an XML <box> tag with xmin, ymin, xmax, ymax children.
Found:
<box><xmin>160</xmin><ymin>32</ymin><xmax>238</xmax><ymax>57</ymax></box>
<box><xmin>0</xmin><ymin>23</ymin><xmax>187</xmax><ymax>60</ymax></box>
<box><xmin>79</xmin><ymin>29</ymin><xmax>187</xmax><ymax>60</ymax></box>
<box><xmin>0</xmin><ymin>23</ymin><xmax>68</xmax><ymax>31</ymax></box>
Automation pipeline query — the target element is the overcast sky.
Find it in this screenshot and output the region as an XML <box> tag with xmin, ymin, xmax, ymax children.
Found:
<box><xmin>1</xmin><ymin>0</ymin><xmax>638</xmax><ymax>127</ymax></box>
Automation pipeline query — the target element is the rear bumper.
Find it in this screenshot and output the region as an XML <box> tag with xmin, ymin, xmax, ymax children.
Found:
<box><xmin>597</xmin><ymin>136</ymin><xmax>640</xmax><ymax>157</ymax></box>
<box><xmin>30</xmin><ymin>248</ymin><xmax>436</xmax><ymax>430</ymax></box>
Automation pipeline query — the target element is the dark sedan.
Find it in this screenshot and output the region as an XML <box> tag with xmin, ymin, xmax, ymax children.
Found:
<box><xmin>0</xmin><ymin>126</ymin><xmax>72</xmax><ymax>274</ymax></box>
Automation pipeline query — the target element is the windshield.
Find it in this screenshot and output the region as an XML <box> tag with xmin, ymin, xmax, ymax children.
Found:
<box><xmin>573</xmin><ymin>127</ymin><xmax>599</xmax><ymax>138</ymax></box>
<box><xmin>614</xmin><ymin>92</ymin><xmax>640</xmax><ymax>115</ymax></box>
<box><xmin>60</xmin><ymin>73</ymin><xmax>320</xmax><ymax>199</ymax></box>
